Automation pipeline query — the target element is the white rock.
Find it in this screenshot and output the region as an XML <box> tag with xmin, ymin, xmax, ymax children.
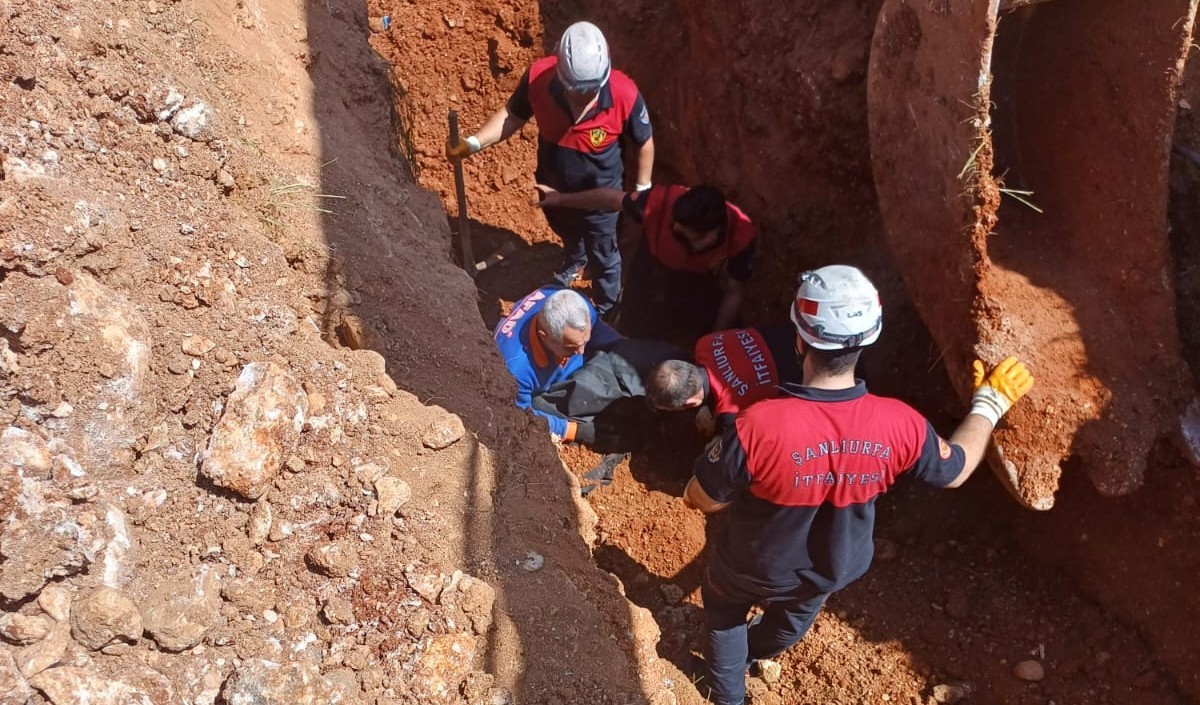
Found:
<box><xmin>200</xmin><ymin>363</ymin><xmax>307</xmax><ymax>499</ymax></box>
<box><xmin>0</xmin><ymin>613</ymin><xmax>51</xmax><ymax>644</ymax></box>
<box><xmin>374</xmin><ymin>476</ymin><xmax>412</xmax><ymax>516</ymax></box>
<box><xmin>756</xmin><ymin>659</ymin><xmax>781</xmax><ymax>684</ymax></box>
<box><xmin>518</xmin><ymin>551</ymin><xmax>543</xmax><ymax>572</ymax></box>
<box><xmin>14</xmin><ymin>621</ymin><xmax>70</xmax><ymax>678</ymax></box>
<box><xmin>141</xmin><ymin>567</ymin><xmax>222</xmax><ymax>651</ymax></box>
<box><xmin>156</xmin><ymin>87</ymin><xmax>185</xmax><ymax>121</ymax></box>
<box><xmin>0</xmin><ymin>648</ymin><xmax>33</xmax><ymax>704</ymax></box>
<box><xmin>422</xmin><ymin>412</ymin><xmax>465</xmax><ymax>449</ymax></box>
<box><xmin>248</xmin><ymin>500</ymin><xmax>272</xmax><ymax>546</ymax></box>
<box><xmin>172</xmin><ymin>102</ymin><xmax>213</xmax><ymax>141</ymax></box>
<box><xmin>37</xmin><ymin>585</ymin><xmax>73</xmax><ymax>622</ymax></box>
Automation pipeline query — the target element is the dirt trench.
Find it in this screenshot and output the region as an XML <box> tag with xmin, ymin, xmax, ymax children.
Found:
<box><xmin>378</xmin><ymin>0</ymin><xmax>1200</xmax><ymax>702</ymax></box>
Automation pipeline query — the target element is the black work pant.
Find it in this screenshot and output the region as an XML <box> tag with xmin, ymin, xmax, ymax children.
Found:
<box><xmin>541</xmin><ymin>206</ymin><xmax>621</xmax><ymax>316</ymax></box>
<box><xmin>701</xmin><ymin>572</ymin><xmax>830</xmax><ymax>705</ymax></box>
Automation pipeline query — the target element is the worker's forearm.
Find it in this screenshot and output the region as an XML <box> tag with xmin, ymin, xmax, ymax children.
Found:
<box><xmin>474</xmin><ymin>106</ymin><xmax>525</xmax><ymax>149</ymax></box>
<box><xmin>683</xmin><ymin>477</ymin><xmax>730</xmax><ymax>513</ymax></box>
<box><xmin>712</xmin><ymin>288</ymin><xmax>743</xmax><ymax>331</ymax></box>
<box><xmin>550</xmin><ymin>188</ymin><xmax>625</xmax><ymax>212</ymax></box>
<box><xmin>634</xmin><ymin>137</ymin><xmax>655</xmax><ymax>187</ymax></box>
<box><xmin>944</xmin><ymin>413</ymin><xmax>997</xmax><ymax>488</ymax></box>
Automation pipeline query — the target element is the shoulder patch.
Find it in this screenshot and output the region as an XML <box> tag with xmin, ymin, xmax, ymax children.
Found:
<box><xmin>938</xmin><ymin>436</ymin><xmax>952</xmax><ymax>460</ymax></box>
<box><xmin>639</xmin><ymin>105</ymin><xmax>650</xmax><ymax>124</ymax></box>
<box><xmin>706</xmin><ymin>437</ymin><xmax>723</xmax><ymax>463</ymax></box>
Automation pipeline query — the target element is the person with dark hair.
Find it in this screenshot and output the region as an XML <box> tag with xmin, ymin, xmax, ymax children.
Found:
<box><xmin>646</xmin><ymin>325</ymin><xmax>802</xmax><ymax>435</ymax></box>
<box><xmin>684</xmin><ymin>265</ymin><xmax>1035</xmax><ymax>705</ymax></box>
<box><xmin>535</xmin><ymin>181</ymin><xmax>757</xmax><ymax>332</ymax></box>
<box><xmin>449</xmin><ymin>21</ymin><xmax>655</xmax><ymax>319</ymax></box>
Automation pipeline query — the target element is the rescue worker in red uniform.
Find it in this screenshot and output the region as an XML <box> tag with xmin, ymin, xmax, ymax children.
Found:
<box><xmin>536</xmin><ymin>182</ymin><xmax>756</xmax><ymax>332</ymax></box>
<box><xmin>448</xmin><ymin>21</ymin><xmax>655</xmax><ymax>318</ymax></box>
<box><xmin>683</xmin><ymin>265</ymin><xmax>1035</xmax><ymax>705</ymax></box>
<box><xmin>645</xmin><ymin>325</ymin><xmax>801</xmax><ymax>435</ymax></box>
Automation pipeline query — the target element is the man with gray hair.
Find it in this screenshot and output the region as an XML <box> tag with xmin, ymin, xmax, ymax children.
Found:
<box><xmin>493</xmin><ymin>285</ymin><xmax>619</xmax><ymax>441</ymax></box>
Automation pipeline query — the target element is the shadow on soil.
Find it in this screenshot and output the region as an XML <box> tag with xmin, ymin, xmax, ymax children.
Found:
<box><xmin>305</xmin><ymin>2</ymin><xmax>652</xmax><ymax>703</ymax></box>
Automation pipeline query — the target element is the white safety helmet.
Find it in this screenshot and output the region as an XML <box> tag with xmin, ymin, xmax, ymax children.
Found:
<box><xmin>556</xmin><ymin>21</ymin><xmax>611</xmax><ymax>93</ymax></box>
<box><xmin>790</xmin><ymin>265</ymin><xmax>883</xmax><ymax>350</ymax></box>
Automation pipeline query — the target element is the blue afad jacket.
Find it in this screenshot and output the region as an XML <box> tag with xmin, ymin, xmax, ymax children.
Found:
<box><xmin>493</xmin><ymin>286</ymin><xmax>620</xmax><ymax>437</ymax></box>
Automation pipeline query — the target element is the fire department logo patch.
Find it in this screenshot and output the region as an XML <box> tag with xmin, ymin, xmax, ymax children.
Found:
<box><xmin>706</xmin><ymin>437</ymin><xmax>723</xmax><ymax>464</ymax></box>
<box><xmin>938</xmin><ymin>437</ymin><xmax>952</xmax><ymax>460</ymax></box>
<box><xmin>588</xmin><ymin>128</ymin><xmax>607</xmax><ymax>147</ymax></box>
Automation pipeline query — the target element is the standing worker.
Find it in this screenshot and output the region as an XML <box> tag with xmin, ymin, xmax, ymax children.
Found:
<box><xmin>449</xmin><ymin>21</ymin><xmax>655</xmax><ymax>319</ymax></box>
<box><xmin>683</xmin><ymin>265</ymin><xmax>1034</xmax><ymax>705</ymax></box>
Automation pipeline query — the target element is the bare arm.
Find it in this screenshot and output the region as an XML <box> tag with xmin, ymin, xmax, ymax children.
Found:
<box><xmin>535</xmin><ymin>186</ymin><xmax>626</xmax><ymax>211</ymax></box>
<box><xmin>942</xmin><ymin>413</ymin><xmax>998</xmax><ymax>488</ymax></box>
<box><xmin>712</xmin><ymin>273</ymin><xmax>744</xmax><ymax>331</ymax></box>
<box><xmin>683</xmin><ymin>476</ymin><xmax>731</xmax><ymax>513</ymax></box>
<box><xmin>473</xmin><ymin>104</ymin><xmax>527</xmax><ymax>150</ymax></box>
<box><xmin>634</xmin><ymin>136</ymin><xmax>655</xmax><ymax>187</ymax></box>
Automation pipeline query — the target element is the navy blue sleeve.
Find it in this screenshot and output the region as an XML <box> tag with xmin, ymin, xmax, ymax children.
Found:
<box><xmin>586</xmin><ymin>307</ymin><xmax>622</xmax><ymax>352</ymax></box>
<box><xmin>908</xmin><ymin>421</ymin><xmax>967</xmax><ymax>487</ymax></box>
<box><xmin>694</xmin><ymin>425</ymin><xmax>752</xmax><ymax>503</ymax></box>
<box><xmin>506</xmin><ymin>67</ymin><xmax>534</xmax><ymax>121</ymax></box>
<box><xmin>622</xmin><ymin>189</ymin><xmax>649</xmax><ymax>224</ymax></box>
<box><xmin>623</xmin><ymin>92</ymin><xmax>653</xmax><ymax>145</ymax></box>
<box><xmin>726</xmin><ymin>240</ymin><xmax>756</xmax><ymax>282</ymax></box>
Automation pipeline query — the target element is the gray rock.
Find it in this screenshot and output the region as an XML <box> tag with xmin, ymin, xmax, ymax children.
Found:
<box><xmin>221</xmin><ymin>658</ymin><xmax>341</xmax><ymax>705</ymax></box>
<box><xmin>69</xmin><ymin>587</ymin><xmax>141</xmax><ymax>650</ymax></box>
<box><xmin>141</xmin><ymin>567</ymin><xmax>222</xmax><ymax>651</ymax></box>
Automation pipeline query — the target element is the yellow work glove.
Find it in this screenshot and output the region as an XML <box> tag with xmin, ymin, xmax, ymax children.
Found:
<box><xmin>446</xmin><ymin>135</ymin><xmax>480</xmax><ymax>161</ymax></box>
<box><xmin>969</xmin><ymin>355</ymin><xmax>1034</xmax><ymax>428</ymax></box>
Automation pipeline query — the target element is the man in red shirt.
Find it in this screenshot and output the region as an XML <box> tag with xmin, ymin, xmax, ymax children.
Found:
<box><xmin>536</xmin><ymin>182</ymin><xmax>756</xmax><ymax>332</ymax></box>
<box><xmin>683</xmin><ymin>265</ymin><xmax>1034</xmax><ymax>705</ymax></box>
<box><xmin>448</xmin><ymin>21</ymin><xmax>654</xmax><ymax>318</ymax></box>
<box><xmin>645</xmin><ymin>325</ymin><xmax>801</xmax><ymax>435</ymax></box>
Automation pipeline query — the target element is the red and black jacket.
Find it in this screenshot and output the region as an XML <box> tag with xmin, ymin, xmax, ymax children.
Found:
<box><xmin>507</xmin><ymin>56</ymin><xmax>652</xmax><ymax>192</ymax></box>
<box><xmin>694</xmin><ymin>325</ymin><xmax>802</xmax><ymax>428</ymax></box>
<box><xmin>625</xmin><ymin>185</ymin><xmax>757</xmax><ymax>276</ymax></box>
<box><xmin>694</xmin><ymin>382</ymin><xmax>966</xmax><ymax>597</ymax></box>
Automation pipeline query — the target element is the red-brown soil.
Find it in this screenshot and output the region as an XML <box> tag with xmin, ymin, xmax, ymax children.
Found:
<box><xmin>870</xmin><ymin>0</ymin><xmax>1196</xmax><ymax>510</ymax></box>
<box><xmin>377</xmin><ymin>0</ymin><xmax>1200</xmax><ymax>703</ymax></box>
<box><xmin>4</xmin><ymin>0</ymin><xmax>1200</xmax><ymax>704</ymax></box>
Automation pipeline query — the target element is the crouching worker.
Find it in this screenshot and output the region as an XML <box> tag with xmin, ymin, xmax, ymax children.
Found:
<box><xmin>683</xmin><ymin>265</ymin><xmax>1035</xmax><ymax>705</ymax></box>
<box><xmin>646</xmin><ymin>325</ymin><xmax>802</xmax><ymax>436</ymax></box>
<box><xmin>493</xmin><ymin>286</ymin><xmax>620</xmax><ymax>442</ymax></box>
<box><xmin>536</xmin><ymin>183</ymin><xmax>756</xmax><ymax>334</ymax></box>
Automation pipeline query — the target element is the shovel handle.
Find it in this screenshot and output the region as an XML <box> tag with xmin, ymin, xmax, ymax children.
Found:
<box><xmin>448</xmin><ymin>111</ymin><xmax>476</xmax><ymax>277</ymax></box>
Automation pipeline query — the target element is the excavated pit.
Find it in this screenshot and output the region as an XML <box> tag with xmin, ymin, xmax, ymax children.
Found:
<box><xmin>377</xmin><ymin>0</ymin><xmax>1200</xmax><ymax>700</ymax></box>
